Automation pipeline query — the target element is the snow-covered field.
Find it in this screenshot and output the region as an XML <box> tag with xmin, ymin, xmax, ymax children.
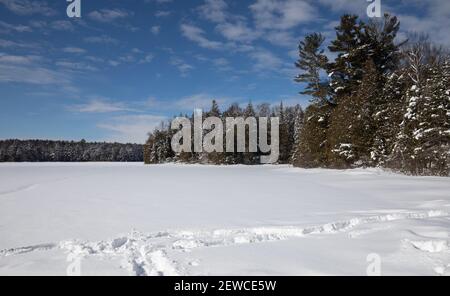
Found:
<box><xmin>0</xmin><ymin>163</ymin><xmax>449</xmax><ymax>276</ymax></box>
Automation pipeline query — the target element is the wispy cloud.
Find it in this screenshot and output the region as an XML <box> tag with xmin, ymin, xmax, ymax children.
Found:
<box><xmin>139</xmin><ymin>53</ymin><xmax>154</xmax><ymax>64</ymax></box>
<box><xmin>55</xmin><ymin>61</ymin><xmax>98</xmax><ymax>72</ymax></box>
<box><xmin>69</xmin><ymin>98</ymin><xmax>131</xmax><ymax>113</ymax></box>
<box><xmin>155</xmin><ymin>10</ymin><xmax>171</xmax><ymax>17</ymax></box>
<box><xmin>88</xmin><ymin>9</ymin><xmax>133</xmax><ymax>23</ymax></box>
<box><xmin>98</xmin><ymin>114</ymin><xmax>168</xmax><ymax>144</ymax></box>
<box><xmin>151</xmin><ymin>25</ymin><xmax>161</xmax><ymax>35</ymax></box>
<box><xmin>250</xmin><ymin>0</ymin><xmax>317</xmax><ymax>30</ymax></box>
<box><xmin>198</xmin><ymin>0</ymin><xmax>228</xmax><ymax>23</ymax></box>
<box><xmin>0</xmin><ymin>53</ymin><xmax>71</xmax><ymax>85</ymax></box>
<box><xmin>216</xmin><ymin>21</ymin><xmax>258</xmax><ymax>43</ymax></box>
<box><xmin>62</xmin><ymin>47</ymin><xmax>86</xmax><ymax>54</ymax></box>
<box><xmin>0</xmin><ymin>0</ymin><xmax>56</xmax><ymax>16</ymax></box>
<box><xmin>180</xmin><ymin>23</ymin><xmax>222</xmax><ymax>49</ymax></box>
<box><xmin>0</xmin><ymin>38</ymin><xmax>37</xmax><ymax>48</ymax></box>
<box><xmin>249</xmin><ymin>49</ymin><xmax>283</xmax><ymax>71</ymax></box>
<box><xmin>49</xmin><ymin>20</ymin><xmax>75</xmax><ymax>31</ymax></box>
<box><xmin>84</xmin><ymin>35</ymin><xmax>119</xmax><ymax>45</ymax></box>
<box><xmin>0</xmin><ymin>20</ymin><xmax>32</xmax><ymax>33</ymax></box>
<box><xmin>170</xmin><ymin>56</ymin><xmax>194</xmax><ymax>76</ymax></box>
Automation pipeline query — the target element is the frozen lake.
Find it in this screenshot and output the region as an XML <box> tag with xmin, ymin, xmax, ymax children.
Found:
<box><xmin>0</xmin><ymin>163</ymin><xmax>449</xmax><ymax>275</ymax></box>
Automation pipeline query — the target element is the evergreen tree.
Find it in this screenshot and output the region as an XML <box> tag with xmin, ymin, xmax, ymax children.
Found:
<box><xmin>278</xmin><ymin>102</ymin><xmax>291</xmax><ymax>163</ymax></box>
<box><xmin>243</xmin><ymin>102</ymin><xmax>258</xmax><ymax>164</ymax></box>
<box><xmin>293</xmin><ymin>32</ymin><xmax>331</xmax><ymax>167</ymax></box>
<box><xmin>295</xmin><ymin>33</ymin><xmax>329</xmax><ymax>105</ymax></box>
<box><xmin>290</xmin><ymin>104</ymin><xmax>304</xmax><ymax>163</ymax></box>
<box><xmin>206</xmin><ymin>100</ymin><xmax>224</xmax><ymax>164</ymax></box>
<box><xmin>371</xmin><ymin>69</ymin><xmax>407</xmax><ymax>166</ymax></box>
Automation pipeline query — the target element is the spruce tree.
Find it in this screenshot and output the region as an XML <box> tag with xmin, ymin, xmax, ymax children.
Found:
<box><xmin>293</xmin><ymin>32</ymin><xmax>331</xmax><ymax>167</ymax></box>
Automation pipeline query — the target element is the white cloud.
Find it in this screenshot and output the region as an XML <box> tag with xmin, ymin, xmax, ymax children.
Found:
<box><xmin>0</xmin><ymin>38</ymin><xmax>36</xmax><ymax>48</ymax></box>
<box><xmin>49</xmin><ymin>20</ymin><xmax>75</xmax><ymax>31</ymax></box>
<box><xmin>69</xmin><ymin>99</ymin><xmax>130</xmax><ymax>113</ymax></box>
<box><xmin>0</xmin><ymin>20</ymin><xmax>32</xmax><ymax>33</ymax></box>
<box><xmin>249</xmin><ymin>49</ymin><xmax>283</xmax><ymax>71</ymax></box>
<box><xmin>250</xmin><ymin>0</ymin><xmax>317</xmax><ymax>30</ymax></box>
<box><xmin>396</xmin><ymin>8</ymin><xmax>450</xmax><ymax>46</ymax></box>
<box><xmin>55</xmin><ymin>61</ymin><xmax>98</xmax><ymax>72</ymax></box>
<box><xmin>88</xmin><ymin>9</ymin><xmax>133</xmax><ymax>23</ymax></box>
<box><xmin>170</xmin><ymin>57</ymin><xmax>194</xmax><ymax>76</ymax></box>
<box><xmin>62</xmin><ymin>47</ymin><xmax>86</xmax><ymax>54</ymax></box>
<box><xmin>198</xmin><ymin>0</ymin><xmax>228</xmax><ymax>23</ymax></box>
<box><xmin>0</xmin><ymin>53</ymin><xmax>40</xmax><ymax>64</ymax></box>
<box><xmin>98</xmin><ymin>114</ymin><xmax>168</xmax><ymax>144</ymax></box>
<box><xmin>151</xmin><ymin>25</ymin><xmax>161</xmax><ymax>35</ymax></box>
<box><xmin>139</xmin><ymin>53</ymin><xmax>154</xmax><ymax>64</ymax></box>
<box><xmin>316</xmin><ymin>0</ymin><xmax>367</xmax><ymax>14</ymax></box>
<box><xmin>216</xmin><ymin>21</ymin><xmax>258</xmax><ymax>42</ymax></box>
<box><xmin>0</xmin><ymin>53</ymin><xmax>78</xmax><ymax>87</ymax></box>
<box><xmin>155</xmin><ymin>10</ymin><xmax>171</xmax><ymax>17</ymax></box>
<box><xmin>108</xmin><ymin>60</ymin><xmax>120</xmax><ymax>67</ymax></box>
<box><xmin>84</xmin><ymin>35</ymin><xmax>119</xmax><ymax>44</ymax></box>
<box><xmin>264</xmin><ymin>30</ymin><xmax>297</xmax><ymax>47</ymax></box>
<box><xmin>180</xmin><ymin>23</ymin><xmax>222</xmax><ymax>49</ymax></box>
<box><xmin>195</xmin><ymin>0</ymin><xmax>300</xmax><ymax>49</ymax></box>
<box><xmin>0</xmin><ymin>0</ymin><xmax>56</xmax><ymax>16</ymax></box>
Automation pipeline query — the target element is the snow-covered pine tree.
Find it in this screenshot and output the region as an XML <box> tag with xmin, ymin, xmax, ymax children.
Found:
<box><xmin>371</xmin><ymin>69</ymin><xmax>407</xmax><ymax>166</ymax></box>
<box><xmin>345</xmin><ymin>59</ymin><xmax>381</xmax><ymax>166</ymax></box>
<box><xmin>411</xmin><ymin>56</ymin><xmax>450</xmax><ymax>175</ymax></box>
<box><xmin>327</xmin><ymin>14</ymin><xmax>403</xmax><ymax>168</ymax></box>
<box><xmin>391</xmin><ymin>40</ymin><xmax>431</xmax><ymax>174</ymax></box>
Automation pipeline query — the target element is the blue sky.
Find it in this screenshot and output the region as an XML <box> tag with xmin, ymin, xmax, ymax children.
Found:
<box><xmin>0</xmin><ymin>0</ymin><xmax>448</xmax><ymax>143</ymax></box>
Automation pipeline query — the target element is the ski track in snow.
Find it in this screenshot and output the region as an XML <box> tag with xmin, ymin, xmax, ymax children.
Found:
<box><xmin>1</xmin><ymin>209</ymin><xmax>449</xmax><ymax>276</ymax></box>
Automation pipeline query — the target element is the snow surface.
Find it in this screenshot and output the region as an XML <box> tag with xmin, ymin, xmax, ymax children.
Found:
<box><xmin>0</xmin><ymin>163</ymin><xmax>449</xmax><ymax>276</ymax></box>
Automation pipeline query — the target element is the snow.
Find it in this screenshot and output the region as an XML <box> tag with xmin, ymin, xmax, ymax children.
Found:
<box><xmin>0</xmin><ymin>163</ymin><xmax>449</xmax><ymax>276</ymax></box>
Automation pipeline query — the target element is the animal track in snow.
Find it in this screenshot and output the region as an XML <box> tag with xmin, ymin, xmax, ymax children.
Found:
<box><xmin>1</xmin><ymin>209</ymin><xmax>449</xmax><ymax>276</ymax></box>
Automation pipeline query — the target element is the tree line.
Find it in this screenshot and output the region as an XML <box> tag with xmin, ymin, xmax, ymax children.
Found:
<box><xmin>144</xmin><ymin>101</ymin><xmax>304</xmax><ymax>165</ymax></box>
<box><xmin>145</xmin><ymin>13</ymin><xmax>449</xmax><ymax>176</ymax></box>
<box><xmin>0</xmin><ymin>139</ymin><xmax>143</xmax><ymax>162</ymax></box>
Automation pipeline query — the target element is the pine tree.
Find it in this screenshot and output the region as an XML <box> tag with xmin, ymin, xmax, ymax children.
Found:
<box><xmin>295</xmin><ymin>33</ymin><xmax>329</xmax><ymax>105</ymax></box>
<box><xmin>391</xmin><ymin>41</ymin><xmax>431</xmax><ymax>174</ymax></box>
<box><xmin>294</xmin><ymin>104</ymin><xmax>330</xmax><ymax>167</ymax></box>
<box><xmin>372</xmin><ymin>69</ymin><xmax>407</xmax><ymax>166</ymax></box>
<box><xmin>328</xmin><ymin>14</ymin><xmax>363</xmax><ymax>98</ymax></box>
<box><xmin>293</xmin><ymin>32</ymin><xmax>331</xmax><ymax>167</ymax></box>
<box><xmin>223</xmin><ymin>103</ymin><xmax>243</xmax><ymax>164</ymax></box>
<box><xmin>242</xmin><ymin>102</ymin><xmax>258</xmax><ymax>164</ymax></box>
<box><xmin>290</xmin><ymin>104</ymin><xmax>304</xmax><ymax>163</ymax></box>
<box><xmin>411</xmin><ymin>57</ymin><xmax>450</xmax><ymax>175</ymax></box>
<box><xmin>206</xmin><ymin>100</ymin><xmax>225</xmax><ymax>164</ymax></box>
<box><xmin>278</xmin><ymin>101</ymin><xmax>291</xmax><ymax>163</ymax></box>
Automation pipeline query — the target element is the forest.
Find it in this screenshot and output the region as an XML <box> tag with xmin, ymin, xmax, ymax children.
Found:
<box><xmin>144</xmin><ymin>14</ymin><xmax>450</xmax><ymax>176</ymax></box>
<box><xmin>0</xmin><ymin>139</ymin><xmax>143</xmax><ymax>162</ymax></box>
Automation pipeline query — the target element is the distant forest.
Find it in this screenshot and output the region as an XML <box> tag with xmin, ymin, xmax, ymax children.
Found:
<box><xmin>0</xmin><ymin>139</ymin><xmax>143</xmax><ymax>162</ymax></box>
<box><xmin>145</xmin><ymin>14</ymin><xmax>450</xmax><ymax>176</ymax></box>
